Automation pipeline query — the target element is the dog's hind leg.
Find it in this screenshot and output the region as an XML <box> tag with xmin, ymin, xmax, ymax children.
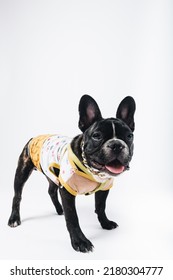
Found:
<box><xmin>48</xmin><ymin>179</ymin><xmax>63</xmax><ymax>215</ymax></box>
<box><xmin>8</xmin><ymin>143</ymin><xmax>35</xmax><ymax>227</ymax></box>
<box><xmin>95</xmin><ymin>190</ymin><xmax>118</xmax><ymax>230</ymax></box>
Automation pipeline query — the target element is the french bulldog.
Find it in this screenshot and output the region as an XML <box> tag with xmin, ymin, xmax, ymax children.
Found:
<box><xmin>8</xmin><ymin>94</ymin><xmax>136</xmax><ymax>253</ymax></box>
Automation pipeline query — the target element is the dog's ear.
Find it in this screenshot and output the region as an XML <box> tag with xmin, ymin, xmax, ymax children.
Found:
<box><xmin>116</xmin><ymin>96</ymin><xmax>136</xmax><ymax>131</ymax></box>
<box><xmin>78</xmin><ymin>95</ymin><xmax>102</xmax><ymax>132</ymax></box>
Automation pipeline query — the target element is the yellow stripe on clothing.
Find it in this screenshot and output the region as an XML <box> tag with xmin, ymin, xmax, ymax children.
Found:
<box><xmin>29</xmin><ymin>135</ymin><xmax>53</xmax><ymax>171</ymax></box>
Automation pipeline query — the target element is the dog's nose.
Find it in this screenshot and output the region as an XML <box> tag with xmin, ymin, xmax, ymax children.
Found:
<box><xmin>107</xmin><ymin>141</ymin><xmax>125</xmax><ymax>153</ymax></box>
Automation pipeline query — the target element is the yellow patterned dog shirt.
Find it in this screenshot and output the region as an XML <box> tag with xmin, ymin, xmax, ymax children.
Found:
<box><xmin>29</xmin><ymin>135</ymin><xmax>113</xmax><ymax>196</ymax></box>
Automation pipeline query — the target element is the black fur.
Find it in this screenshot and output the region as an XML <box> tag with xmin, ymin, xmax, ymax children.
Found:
<box><xmin>8</xmin><ymin>95</ymin><xmax>136</xmax><ymax>253</ymax></box>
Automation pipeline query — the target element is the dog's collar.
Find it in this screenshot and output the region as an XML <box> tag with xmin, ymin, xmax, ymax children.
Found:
<box><xmin>68</xmin><ymin>142</ymin><xmax>111</xmax><ymax>181</ymax></box>
<box><xmin>68</xmin><ymin>144</ymin><xmax>93</xmax><ymax>178</ymax></box>
<box><xmin>80</xmin><ymin>140</ymin><xmax>112</xmax><ymax>180</ymax></box>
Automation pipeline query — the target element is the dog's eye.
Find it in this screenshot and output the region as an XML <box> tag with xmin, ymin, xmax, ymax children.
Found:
<box><xmin>127</xmin><ymin>133</ymin><xmax>133</xmax><ymax>141</ymax></box>
<box><xmin>92</xmin><ymin>132</ymin><xmax>102</xmax><ymax>141</ymax></box>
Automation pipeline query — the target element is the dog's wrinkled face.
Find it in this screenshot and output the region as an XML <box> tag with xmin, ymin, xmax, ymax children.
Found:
<box><xmin>82</xmin><ymin>118</ymin><xmax>134</xmax><ymax>176</ymax></box>
<box><xmin>78</xmin><ymin>95</ymin><xmax>136</xmax><ymax>177</ymax></box>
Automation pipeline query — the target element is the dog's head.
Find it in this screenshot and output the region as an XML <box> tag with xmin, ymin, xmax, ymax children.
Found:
<box><xmin>78</xmin><ymin>95</ymin><xmax>136</xmax><ymax>178</ymax></box>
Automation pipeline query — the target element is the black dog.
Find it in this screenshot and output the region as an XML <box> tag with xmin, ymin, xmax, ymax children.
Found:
<box><xmin>8</xmin><ymin>95</ymin><xmax>136</xmax><ymax>253</ymax></box>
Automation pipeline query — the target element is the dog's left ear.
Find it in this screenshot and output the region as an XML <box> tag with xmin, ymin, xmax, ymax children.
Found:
<box><xmin>116</xmin><ymin>96</ymin><xmax>136</xmax><ymax>131</ymax></box>
<box><xmin>78</xmin><ymin>95</ymin><xmax>102</xmax><ymax>132</ymax></box>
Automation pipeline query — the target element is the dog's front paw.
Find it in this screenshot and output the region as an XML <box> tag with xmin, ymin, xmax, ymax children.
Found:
<box><xmin>101</xmin><ymin>220</ymin><xmax>118</xmax><ymax>230</ymax></box>
<box><xmin>8</xmin><ymin>213</ymin><xmax>21</xmax><ymax>227</ymax></box>
<box><xmin>71</xmin><ymin>237</ymin><xmax>94</xmax><ymax>253</ymax></box>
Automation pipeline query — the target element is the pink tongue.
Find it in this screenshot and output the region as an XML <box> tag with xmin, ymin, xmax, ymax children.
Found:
<box><xmin>106</xmin><ymin>165</ymin><xmax>125</xmax><ymax>174</ymax></box>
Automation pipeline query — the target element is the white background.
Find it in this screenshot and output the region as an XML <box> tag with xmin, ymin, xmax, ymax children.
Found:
<box><xmin>0</xmin><ymin>0</ymin><xmax>172</xmax><ymax>260</ymax></box>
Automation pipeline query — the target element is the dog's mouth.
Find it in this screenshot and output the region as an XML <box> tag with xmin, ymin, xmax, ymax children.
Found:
<box><xmin>91</xmin><ymin>159</ymin><xmax>126</xmax><ymax>175</ymax></box>
<box><xmin>105</xmin><ymin>159</ymin><xmax>125</xmax><ymax>174</ymax></box>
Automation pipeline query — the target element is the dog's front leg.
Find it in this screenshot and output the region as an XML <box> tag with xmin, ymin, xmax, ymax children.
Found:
<box><xmin>59</xmin><ymin>187</ymin><xmax>94</xmax><ymax>253</ymax></box>
<box><xmin>95</xmin><ymin>190</ymin><xmax>118</xmax><ymax>230</ymax></box>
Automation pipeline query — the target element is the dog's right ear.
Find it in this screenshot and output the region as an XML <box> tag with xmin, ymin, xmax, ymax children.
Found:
<box><xmin>78</xmin><ymin>95</ymin><xmax>102</xmax><ymax>132</ymax></box>
<box><xmin>116</xmin><ymin>96</ymin><xmax>136</xmax><ymax>132</ymax></box>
